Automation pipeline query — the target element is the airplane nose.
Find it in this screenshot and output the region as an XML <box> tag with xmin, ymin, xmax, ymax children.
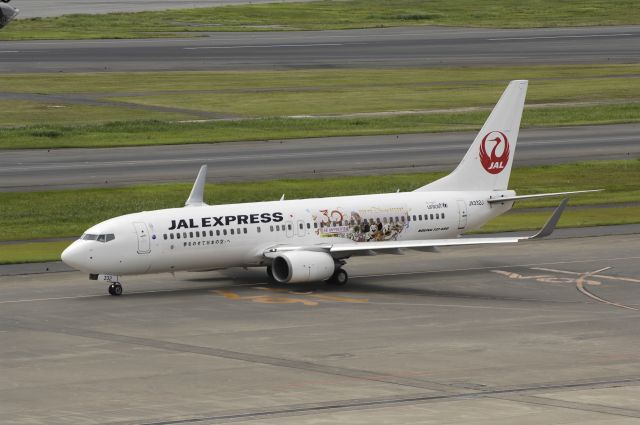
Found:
<box><xmin>61</xmin><ymin>242</ymin><xmax>85</xmax><ymax>270</ymax></box>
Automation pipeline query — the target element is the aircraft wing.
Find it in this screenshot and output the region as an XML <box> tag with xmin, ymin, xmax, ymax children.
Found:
<box><xmin>264</xmin><ymin>199</ymin><xmax>568</xmax><ymax>258</ymax></box>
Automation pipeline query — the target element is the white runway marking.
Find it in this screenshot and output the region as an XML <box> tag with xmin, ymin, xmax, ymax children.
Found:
<box><xmin>184</xmin><ymin>43</ymin><xmax>349</xmax><ymax>50</ymax></box>
<box><xmin>0</xmin><ymin>51</ymin><xmax>19</xmax><ymax>53</ymax></box>
<box><xmin>489</xmin><ymin>33</ymin><xmax>633</xmax><ymax>41</ymax></box>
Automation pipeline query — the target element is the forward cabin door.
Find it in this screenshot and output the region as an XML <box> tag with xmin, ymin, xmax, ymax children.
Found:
<box><xmin>133</xmin><ymin>222</ymin><xmax>151</xmax><ymax>254</ymax></box>
<box><xmin>457</xmin><ymin>200</ymin><xmax>468</xmax><ymax>230</ymax></box>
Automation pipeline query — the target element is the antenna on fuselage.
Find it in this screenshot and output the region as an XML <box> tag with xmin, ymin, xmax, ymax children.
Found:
<box><xmin>185</xmin><ymin>165</ymin><xmax>208</xmax><ymax>207</ymax></box>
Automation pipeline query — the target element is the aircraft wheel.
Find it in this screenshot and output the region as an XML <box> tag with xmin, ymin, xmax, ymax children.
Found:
<box><xmin>109</xmin><ymin>283</ymin><xmax>123</xmax><ymax>296</ymax></box>
<box><xmin>327</xmin><ymin>268</ymin><xmax>348</xmax><ymax>286</ymax></box>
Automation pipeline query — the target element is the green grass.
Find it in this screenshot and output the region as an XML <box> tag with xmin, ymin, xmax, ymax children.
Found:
<box><xmin>2</xmin><ymin>0</ymin><xmax>640</xmax><ymax>40</ymax></box>
<box><xmin>0</xmin><ymin>241</ymin><xmax>72</xmax><ymax>265</ymax></box>
<box><xmin>2</xmin><ymin>103</ymin><xmax>639</xmax><ymax>150</ymax></box>
<box><xmin>0</xmin><ymin>100</ymin><xmax>193</xmax><ymax>127</ymax></box>
<box><xmin>1</xmin><ymin>160</ymin><xmax>637</xmax><ymax>243</ymax></box>
<box><xmin>2</xmin><ymin>65</ymin><xmax>639</xmax><ymax>147</ymax></box>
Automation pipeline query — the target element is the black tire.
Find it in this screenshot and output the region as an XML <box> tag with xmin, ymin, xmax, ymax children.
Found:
<box><xmin>112</xmin><ymin>284</ymin><xmax>123</xmax><ymax>296</ymax></box>
<box><xmin>327</xmin><ymin>268</ymin><xmax>348</xmax><ymax>286</ymax></box>
<box><xmin>108</xmin><ymin>284</ymin><xmax>115</xmax><ymax>295</ymax></box>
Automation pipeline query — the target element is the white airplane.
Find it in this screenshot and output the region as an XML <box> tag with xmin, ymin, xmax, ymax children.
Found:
<box><xmin>62</xmin><ymin>80</ymin><xmax>598</xmax><ymax>296</ymax></box>
<box><xmin>0</xmin><ymin>0</ymin><xmax>19</xmax><ymax>29</ymax></box>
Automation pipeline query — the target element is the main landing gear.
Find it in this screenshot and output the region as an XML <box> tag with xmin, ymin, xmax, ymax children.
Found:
<box><xmin>326</xmin><ymin>268</ymin><xmax>348</xmax><ymax>286</ymax></box>
<box><xmin>108</xmin><ymin>282</ymin><xmax>123</xmax><ymax>296</ymax></box>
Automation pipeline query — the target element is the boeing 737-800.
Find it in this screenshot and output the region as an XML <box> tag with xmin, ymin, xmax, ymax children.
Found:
<box><xmin>61</xmin><ymin>80</ymin><xmax>598</xmax><ymax>296</ymax></box>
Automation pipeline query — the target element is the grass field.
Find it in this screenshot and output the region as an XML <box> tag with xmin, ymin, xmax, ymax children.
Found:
<box><xmin>2</xmin><ymin>0</ymin><xmax>640</xmax><ymax>40</ymax></box>
<box><xmin>2</xmin><ymin>160</ymin><xmax>638</xmax><ymax>243</ymax></box>
<box><xmin>2</xmin><ymin>65</ymin><xmax>640</xmax><ymax>149</ymax></box>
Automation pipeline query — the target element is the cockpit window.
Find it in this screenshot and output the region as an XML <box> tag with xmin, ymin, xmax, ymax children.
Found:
<box><xmin>82</xmin><ymin>233</ymin><xmax>115</xmax><ymax>242</ymax></box>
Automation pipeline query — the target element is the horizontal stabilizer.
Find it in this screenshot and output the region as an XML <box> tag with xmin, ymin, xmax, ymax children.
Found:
<box><xmin>488</xmin><ymin>189</ymin><xmax>601</xmax><ymax>203</ymax></box>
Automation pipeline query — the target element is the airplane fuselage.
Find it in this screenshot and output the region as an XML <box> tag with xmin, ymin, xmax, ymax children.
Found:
<box><xmin>62</xmin><ymin>190</ymin><xmax>514</xmax><ymax>276</ymax></box>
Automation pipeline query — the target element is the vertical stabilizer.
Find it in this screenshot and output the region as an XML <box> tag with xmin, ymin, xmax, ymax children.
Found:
<box><xmin>416</xmin><ymin>80</ymin><xmax>528</xmax><ymax>192</ymax></box>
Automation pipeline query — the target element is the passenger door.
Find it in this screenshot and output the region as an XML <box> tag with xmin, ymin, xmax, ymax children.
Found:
<box><xmin>133</xmin><ymin>222</ymin><xmax>151</xmax><ymax>254</ymax></box>
<box><xmin>457</xmin><ymin>200</ymin><xmax>468</xmax><ymax>230</ymax></box>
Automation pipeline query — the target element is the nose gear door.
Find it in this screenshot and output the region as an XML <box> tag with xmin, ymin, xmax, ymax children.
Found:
<box><xmin>133</xmin><ymin>222</ymin><xmax>151</xmax><ymax>254</ymax></box>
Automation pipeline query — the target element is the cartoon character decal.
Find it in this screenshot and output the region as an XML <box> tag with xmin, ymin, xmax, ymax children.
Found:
<box><xmin>312</xmin><ymin>206</ymin><xmax>409</xmax><ymax>242</ymax></box>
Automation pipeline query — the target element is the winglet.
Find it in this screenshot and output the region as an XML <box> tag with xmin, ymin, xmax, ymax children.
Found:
<box><xmin>185</xmin><ymin>165</ymin><xmax>208</xmax><ymax>207</ymax></box>
<box><xmin>529</xmin><ymin>198</ymin><xmax>568</xmax><ymax>240</ymax></box>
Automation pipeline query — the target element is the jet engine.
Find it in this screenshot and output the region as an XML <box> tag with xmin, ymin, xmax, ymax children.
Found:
<box><xmin>0</xmin><ymin>0</ymin><xmax>18</xmax><ymax>29</ymax></box>
<box><xmin>271</xmin><ymin>251</ymin><xmax>335</xmax><ymax>283</ymax></box>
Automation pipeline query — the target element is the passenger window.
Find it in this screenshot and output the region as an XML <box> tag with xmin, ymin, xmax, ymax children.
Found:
<box><xmin>299</xmin><ymin>223</ymin><xmax>303</xmax><ymax>230</ymax></box>
<box><xmin>314</xmin><ymin>223</ymin><xmax>318</xmax><ymax>229</ymax></box>
<box><xmin>223</xmin><ymin>229</ymin><xmax>227</xmax><ymax>236</ymax></box>
<box><xmin>195</xmin><ymin>231</ymin><xmax>200</xmax><ymax>237</ymax></box>
<box><xmin>183</xmin><ymin>232</ymin><xmax>187</xmax><ymax>239</ymax></box>
<box><xmin>276</xmin><ymin>225</ymin><xmax>280</xmax><ymax>231</ymax></box>
<box><xmin>419</xmin><ymin>215</ymin><xmax>423</xmax><ymax>220</ymax></box>
<box><xmin>442</xmin><ymin>213</ymin><xmax>445</xmax><ymax>219</ymax></box>
<box><xmin>163</xmin><ymin>234</ymin><xmax>168</xmax><ymax>240</ymax></box>
<box><xmin>413</xmin><ymin>215</ymin><xmax>417</xmax><ymax>221</ymax></box>
<box><xmin>401</xmin><ymin>216</ymin><xmax>405</xmax><ymax>222</ymax></box>
<box><xmin>270</xmin><ymin>225</ymin><xmax>274</xmax><ymax>232</ymax></box>
<box><xmin>209</xmin><ymin>230</ymin><xmax>214</xmax><ymax>237</ymax></box>
<box><xmin>430</xmin><ymin>214</ymin><xmax>434</xmax><ymax>220</ymax></box>
<box><xmin>243</xmin><ymin>228</ymin><xmax>247</xmax><ymax>234</ymax></box>
<box><xmin>230</xmin><ymin>229</ymin><xmax>235</xmax><ymax>235</ymax></box>
<box><xmin>216</xmin><ymin>230</ymin><xmax>220</xmax><ymax>236</ymax></box>
<box><xmin>189</xmin><ymin>232</ymin><xmax>194</xmax><ymax>238</ymax></box>
<box><xmin>170</xmin><ymin>234</ymin><xmax>175</xmax><ymax>240</ymax></box>
<box><xmin>306</xmin><ymin>223</ymin><xmax>311</xmax><ymax>229</ymax></box>
<box><xmin>257</xmin><ymin>226</ymin><xmax>261</xmax><ymax>233</ymax></box>
<box><xmin>436</xmin><ymin>213</ymin><xmax>439</xmax><ymax>219</ymax></box>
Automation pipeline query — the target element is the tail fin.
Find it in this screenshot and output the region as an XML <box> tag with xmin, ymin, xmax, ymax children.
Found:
<box><xmin>416</xmin><ymin>80</ymin><xmax>528</xmax><ymax>192</ymax></box>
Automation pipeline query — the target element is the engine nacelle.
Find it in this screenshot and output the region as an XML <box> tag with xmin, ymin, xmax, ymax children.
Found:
<box><xmin>271</xmin><ymin>251</ymin><xmax>335</xmax><ymax>283</ymax></box>
<box><xmin>0</xmin><ymin>2</ymin><xmax>18</xmax><ymax>29</ymax></box>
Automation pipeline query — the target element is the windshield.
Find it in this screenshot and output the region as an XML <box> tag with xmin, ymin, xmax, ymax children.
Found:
<box><xmin>82</xmin><ymin>233</ymin><xmax>115</xmax><ymax>242</ymax></box>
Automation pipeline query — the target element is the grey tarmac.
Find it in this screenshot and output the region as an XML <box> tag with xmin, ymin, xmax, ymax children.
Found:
<box><xmin>1</xmin><ymin>123</ymin><xmax>638</xmax><ymax>192</ymax></box>
<box><xmin>1</xmin><ymin>231</ymin><xmax>639</xmax><ymax>424</ymax></box>
<box><xmin>1</xmin><ymin>25</ymin><xmax>639</xmax><ymax>72</ymax></box>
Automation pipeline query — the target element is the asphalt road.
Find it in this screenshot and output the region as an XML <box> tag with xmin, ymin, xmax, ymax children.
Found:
<box><xmin>1</xmin><ymin>232</ymin><xmax>639</xmax><ymax>424</ymax></box>
<box><xmin>1</xmin><ymin>124</ymin><xmax>637</xmax><ymax>192</ymax></box>
<box><xmin>15</xmin><ymin>0</ymin><xmax>312</xmax><ymax>18</ymax></box>
<box><xmin>1</xmin><ymin>25</ymin><xmax>638</xmax><ymax>72</ymax></box>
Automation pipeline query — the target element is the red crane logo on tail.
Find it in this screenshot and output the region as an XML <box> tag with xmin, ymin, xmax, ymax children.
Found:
<box><xmin>479</xmin><ymin>131</ymin><xmax>509</xmax><ymax>174</ymax></box>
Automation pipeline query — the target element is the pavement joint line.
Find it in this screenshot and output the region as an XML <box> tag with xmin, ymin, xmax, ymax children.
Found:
<box><xmin>6</xmin><ymin>319</ymin><xmax>465</xmax><ymax>394</ymax></box>
<box><xmin>100</xmin><ymin>377</ymin><xmax>640</xmax><ymax>425</ymax></box>
<box><xmin>493</xmin><ymin>393</ymin><xmax>640</xmax><ymax>419</ymax></box>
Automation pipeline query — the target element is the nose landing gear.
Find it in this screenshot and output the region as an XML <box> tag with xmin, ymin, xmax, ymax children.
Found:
<box><xmin>108</xmin><ymin>282</ymin><xmax>123</xmax><ymax>296</ymax></box>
